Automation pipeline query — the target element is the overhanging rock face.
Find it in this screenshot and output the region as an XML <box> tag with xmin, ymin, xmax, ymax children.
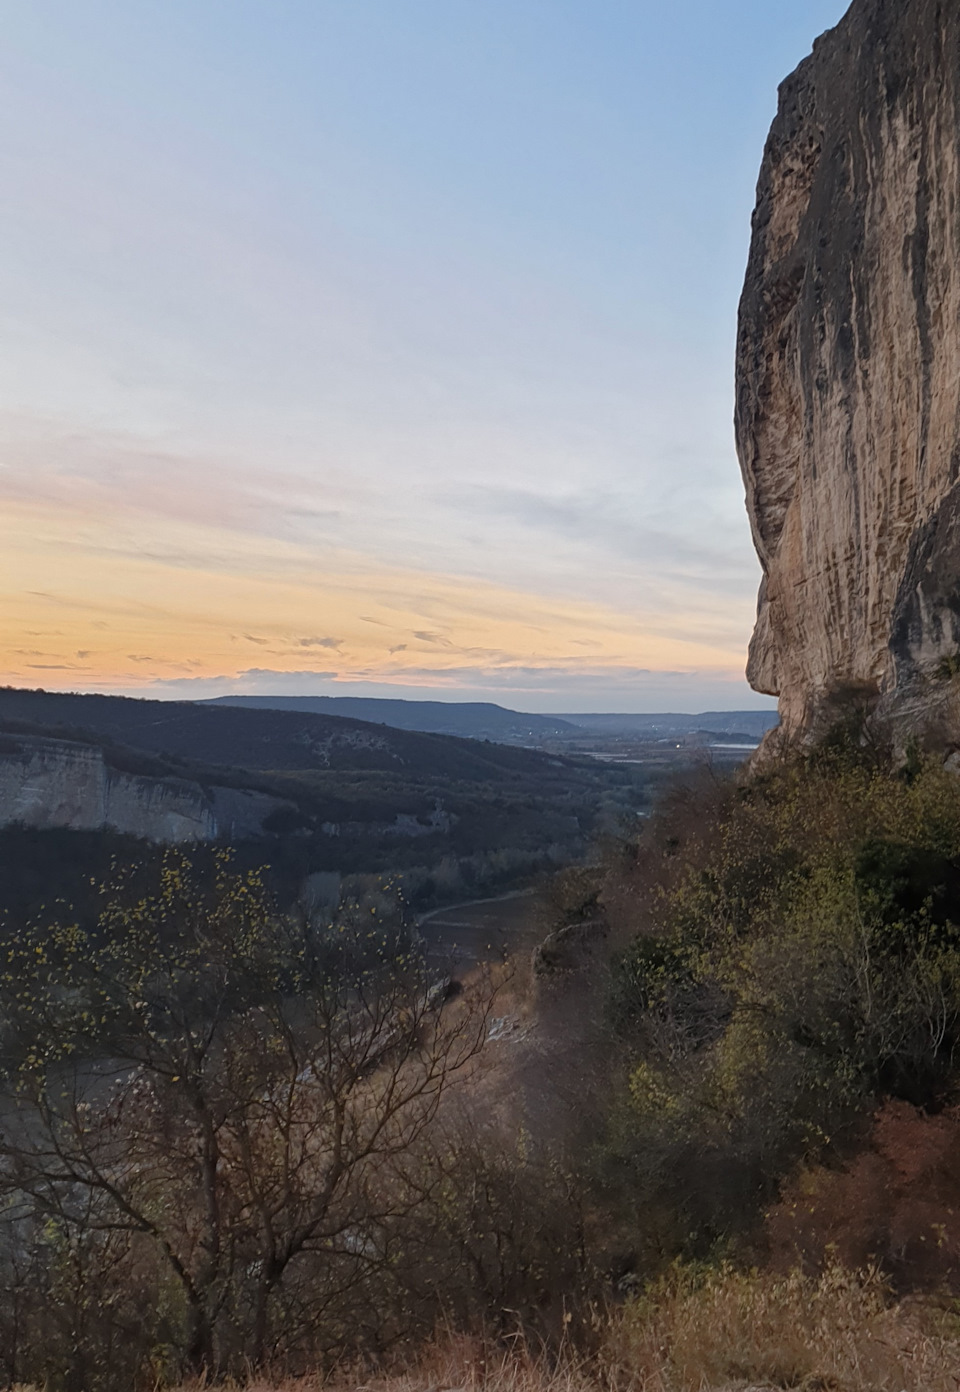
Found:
<box><xmin>737</xmin><ymin>0</ymin><xmax>960</xmax><ymax>754</ymax></box>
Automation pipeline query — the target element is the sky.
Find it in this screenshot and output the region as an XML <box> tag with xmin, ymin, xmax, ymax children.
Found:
<box><xmin>0</xmin><ymin>0</ymin><xmax>848</xmax><ymax>713</ymax></box>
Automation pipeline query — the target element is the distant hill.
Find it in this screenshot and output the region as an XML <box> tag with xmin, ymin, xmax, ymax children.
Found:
<box><xmin>199</xmin><ymin>696</ymin><xmax>779</xmax><ymax>745</ymax></box>
<box><xmin>0</xmin><ymin>689</ymin><xmax>645</xmax><ymax>920</ymax></box>
<box><xmin>0</xmin><ymin>688</ymin><xmax>572</xmax><ymax>779</ymax></box>
<box><xmin>559</xmin><ymin>710</ymin><xmax>780</xmax><ymax>739</ymax></box>
<box><xmin>202</xmin><ymin>695</ymin><xmax>577</xmax><ymax>743</ymax></box>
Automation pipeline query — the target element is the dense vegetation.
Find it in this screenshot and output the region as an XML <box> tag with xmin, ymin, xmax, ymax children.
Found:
<box><xmin>0</xmin><ymin>689</ymin><xmax>645</xmax><ymax>918</ymax></box>
<box><xmin>0</xmin><ymin>855</ymin><xmax>590</xmax><ymax>1390</ymax></box>
<box><xmin>596</xmin><ymin>742</ymin><xmax>960</xmax><ymax>1272</ymax></box>
<box><xmin>8</xmin><ymin>737</ymin><xmax>960</xmax><ymax>1388</ymax></box>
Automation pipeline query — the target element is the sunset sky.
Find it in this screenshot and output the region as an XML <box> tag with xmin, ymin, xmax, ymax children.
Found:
<box><xmin>1</xmin><ymin>0</ymin><xmax>846</xmax><ymax>712</ymax></box>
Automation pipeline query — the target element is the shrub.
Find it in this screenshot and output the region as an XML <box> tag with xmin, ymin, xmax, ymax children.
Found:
<box><xmin>600</xmin><ymin>752</ymin><xmax>960</xmax><ymax>1264</ymax></box>
<box><xmin>766</xmin><ymin>1099</ymin><xmax>960</xmax><ymax>1289</ymax></box>
<box><xmin>606</xmin><ymin>1261</ymin><xmax>960</xmax><ymax>1391</ymax></box>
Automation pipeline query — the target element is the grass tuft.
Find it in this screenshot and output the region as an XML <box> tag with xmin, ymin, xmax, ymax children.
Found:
<box><xmin>167</xmin><ymin>1264</ymin><xmax>960</xmax><ymax>1392</ymax></box>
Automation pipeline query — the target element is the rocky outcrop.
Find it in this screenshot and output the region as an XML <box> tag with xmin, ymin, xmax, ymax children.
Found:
<box><xmin>737</xmin><ymin>0</ymin><xmax>960</xmax><ymax>753</ymax></box>
<box><xmin>0</xmin><ymin>733</ymin><xmax>290</xmax><ymax>844</ymax></box>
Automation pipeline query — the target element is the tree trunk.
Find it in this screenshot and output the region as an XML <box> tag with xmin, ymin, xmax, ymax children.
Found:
<box><xmin>184</xmin><ymin>1297</ymin><xmax>216</xmax><ymax>1381</ymax></box>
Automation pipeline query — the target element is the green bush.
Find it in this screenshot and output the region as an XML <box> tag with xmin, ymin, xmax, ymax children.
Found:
<box><xmin>601</xmin><ymin>751</ymin><xmax>960</xmax><ymax>1260</ymax></box>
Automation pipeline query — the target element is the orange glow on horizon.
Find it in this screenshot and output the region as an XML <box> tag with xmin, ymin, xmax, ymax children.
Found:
<box><xmin>0</xmin><ymin>495</ymin><xmax>749</xmax><ymax>695</ymax></box>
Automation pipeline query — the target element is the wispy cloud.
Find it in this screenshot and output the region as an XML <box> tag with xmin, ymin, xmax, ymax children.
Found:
<box><xmin>0</xmin><ymin>0</ymin><xmax>807</xmax><ymax>711</ymax></box>
<box><xmin>0</xmin><ymin>482</ymin><xmax>755</xmax><ymax>703</ymax></box>
<box><xmin>440</xmin><ymin>484</ymin><xmax>759</xmax><ymax>599</ymax></box>
<box><xmin>25</xmin><ymin>661</ymin><xmax>89</xmax><ymax>671</ymax></box>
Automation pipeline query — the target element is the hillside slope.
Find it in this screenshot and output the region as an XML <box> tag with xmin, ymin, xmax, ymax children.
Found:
<box><xmin>0</xmin><ymin>688</ymin><xmax>573</xmax><ymax>780</ymax></box>
<box><xmin>0</xmin><ymin>689</ymin><xmax>644</xmax><ymax>916</ymax></box>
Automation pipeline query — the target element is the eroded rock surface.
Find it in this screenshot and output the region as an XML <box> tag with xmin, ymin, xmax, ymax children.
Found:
<box><xmin>0</xmin><ymin>733</ymin><xmax>290</xmax><ymax>844</ymax></box>
<box><xmin>737</xmin><ymin>0</ymin><xmax>960</xmax><ymax>752</ymax></box>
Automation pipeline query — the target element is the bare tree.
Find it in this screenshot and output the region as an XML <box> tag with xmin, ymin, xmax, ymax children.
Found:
<box><xmin>0</xmin><ymin>854</ymin><xmax>490</xmax><ymax>1382</ymax></box>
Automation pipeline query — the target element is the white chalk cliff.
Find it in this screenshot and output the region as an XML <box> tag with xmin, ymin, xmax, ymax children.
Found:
<box><xmin>0</xmin><ymin>733</ymin><xmax>288</xmax><ymax>844</ymax></box>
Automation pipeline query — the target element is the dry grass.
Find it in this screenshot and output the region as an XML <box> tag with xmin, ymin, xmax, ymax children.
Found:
<box><xmin>606</xmin><ymin>1262</ymin><xmax>960</xmax><ymax>1390</ymax></box>
<box><xmin>173</xmin><ymin>1337</ymin><xmax>602</xmax><ymax>1392</ymax></box>
<box><xmin>163</xmin><ymin>1265</ymin><xmax>960</xmax><ymax>1392</ymax></box>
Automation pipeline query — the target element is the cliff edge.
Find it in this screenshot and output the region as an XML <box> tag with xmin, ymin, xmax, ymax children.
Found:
<box><xmin>737</xmin><ymin>0</ymin><xmax>960</xmax><ymax>754</ymax></box>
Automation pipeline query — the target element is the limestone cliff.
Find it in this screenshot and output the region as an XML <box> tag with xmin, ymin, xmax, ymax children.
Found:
<box><xmin>0</xmin><ymin>733</ymin><xmax>290</xmax><ymax>844</ymax></box>
<box><xmin>737</xmin><ymin>0</ymin><xmax>960</xmax><ymax>752</ymax></box>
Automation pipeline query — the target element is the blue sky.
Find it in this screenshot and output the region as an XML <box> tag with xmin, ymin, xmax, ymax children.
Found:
<box><xmin>0</xmin><ymin>1</ymin><xmax>847</xmax><ymax>711</ymax></box>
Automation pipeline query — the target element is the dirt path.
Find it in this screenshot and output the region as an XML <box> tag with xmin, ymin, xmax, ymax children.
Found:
<box><xmin>416</xmin><ymin>889</ymin><xmax>541</xmax><ymax>971</ymax></box>
<box><xmin>419</xmin><ymin>890</ymin><xmax>610</xmax><ymax>1145</ymax></box>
